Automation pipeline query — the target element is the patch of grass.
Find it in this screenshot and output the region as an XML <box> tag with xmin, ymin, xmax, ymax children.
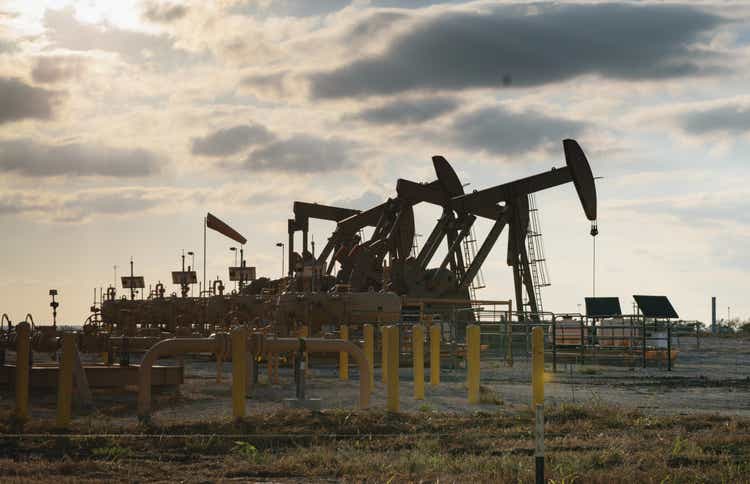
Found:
<box><xmin>1</xmin><ymin>405</ymin><xmax>749</xmax><ymax>482</ymax></box>
<box><xmin>91</xmin><ymin>444</ymin><xmax>131</xmax><ymax>461</ymax></box>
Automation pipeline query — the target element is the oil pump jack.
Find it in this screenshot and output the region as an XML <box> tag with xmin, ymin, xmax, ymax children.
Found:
<box><xmin>287</xmin><ymin>139</ymin><xmax>597</xmax><ymax>321</ymax></box>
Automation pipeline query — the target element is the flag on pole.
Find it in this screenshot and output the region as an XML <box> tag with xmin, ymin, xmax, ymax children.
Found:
<box><xmin>206</xmin><ymin>213</ymin><xmax>247</xmax><ymax>245</ymax></box>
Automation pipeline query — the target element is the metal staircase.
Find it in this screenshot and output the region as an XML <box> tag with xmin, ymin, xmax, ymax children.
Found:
<box><xmin>462</xmin><ymin>226</ymin><xmax>486</xmax><ymax>300</ymax></box>
<box><xmin>526</xmin><ymin>194</ymin><xmax>551</xmax><ymax>313</ymax></box>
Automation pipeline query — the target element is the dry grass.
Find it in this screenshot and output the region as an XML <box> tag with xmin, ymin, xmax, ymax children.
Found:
<box><xmin>0</xmin><ymin>405</ymin><xmax>748</xmax><ymax>482</ymax></box>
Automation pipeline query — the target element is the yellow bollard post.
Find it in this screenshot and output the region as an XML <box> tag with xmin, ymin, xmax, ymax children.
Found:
<box><xmin>232</xmin><ymin>327</ymin><xmax>248</xmax><ymax>419</ymax></box>
<box><xmin>467</xmin><ymin>324</ymin><xmax>480</xmax><ymax>404</ymax></box>
<box><xmin>381</xmin><ymin>326</ymin><xmax>388</xmax><ymax>383</ymax></box>
<box><xmin>339</xmin><ymin>325</ymin><xmax>349</xmax><ymax>380</ymax></box>
<box><xmin>56</xmin><ymin>333</ymin><xmax>75</xmax><ymax>428</ymax></box>
<box><xmin>386</xmin><ymin>326</ymin><xmax>400</xmax><ymax>412</ymax></box>
<box><xmin>532</xmin><ymin>326</ymin><xmax>545</xmax><ymax>408</ymax></box>
<box><xmin>15</xmin><ymin>321</ymin><xmax>30</xmax><ymax>421</ymax></box>
<box><xmin>413</xmin><ymin>325</ymin><xmax>424</xmax><ymax>400</ymax></box>
<box><xmin>363</xmin><ymin>324</ymin><xmax>374</xmax><ymax>390</ymax></box>
<box><xmin>430</xmin><ymin>324</ymin><xmax>441</xmax><ymax>387</ymax></box>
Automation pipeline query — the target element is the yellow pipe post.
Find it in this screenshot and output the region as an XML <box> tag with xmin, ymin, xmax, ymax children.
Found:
<box><xmin>386</xmin><ymin>326</ymin><xmax>400</xmax><ymax>412</ymax></box>
<box><xmin>381</xmin><ymin>325</ymin><xmax>388</xmax><ymax>383</ymax></box>
<box><xmin>232</xmin><ymin>327</ymin><xmax>248</xmax><ymax>419</ymax></box>
<box><xmin>532</xmin><ymin>326</ymin><xmax>545</xmax><ymax>408</ymax></box>
<box><xmin>56</xmin><ymin>332</ymin><xmax>75</xmax><ymax>428</ymax></box>
<box><xmin>412</xmin><ymin>325</ymin><xmax>424</xmax><ymax>400</ymax></box>
<box><xmin>339</xmin><ymin>325</ymin><xmax>349</xmax><ymax>380</ymax></box>
<box><xmin>363</xmin><ymin>324</ymin><xmax>374</xmax><ymax>390</ymax></box>
<box><xmin>15</xmin><ymin>321</ymin><xmax>30</xmax><ymax>421</ymax></box>
<box><xmin>467</xmin><ymin>324</ymin><xmax>480</xmax><ymax>404</ymax></box>
<box><xmin>430</xmin><ymin>323</ymin><xmax>441</xmax><ymax>387</ymax></box>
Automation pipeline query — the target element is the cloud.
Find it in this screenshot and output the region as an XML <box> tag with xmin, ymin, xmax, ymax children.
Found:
<box><xmin>346</xmin><ymin>96</ymin><xmax>458</xmax><ymax>124</ymax></box>
<box><xmin>681</xmin><ymin>104</ymin><xmax>750</xmax><ymax>135</ymax></box>
<box><xmin>229</xmin><ymin>0</ymin><xmax>352</xmax><ymax>18</ymax></box>
<box><xmin>310</xmin><ymin>3</ymin><xmax>724</xmax><ymax>98</ymax></box>
<box><xmin>0</xmin><ymin>77</ymin><xmax>61</xmax><ymax>124</ymax></box>
<box><xmin>0</xmin><ymin>187</ymin><xmax>178</xmax><ymax>223</ymax></box>
<box><xmin>447</xmin><ymin>106</ymin><xmax>585</xmax><ymax>156</ymax></box>
<box><xmin>0</xmin><ymin>139</ymin><xmax>163</xmax><ymax>177</ymax></box>
<box><xmin>241</xmin><ymin>70</ymin><xmax>292</xmax><ymax>97</ymax></box>
<box><xmin>31</xmin><ymin>56</ymin><xmax>85</xmax><ymax>83</ymax></box>
<box><xmin>43</xmin><ymin>7</ymin><xmax>200</xmax><ymax>67</ymax></box>
<box><xmin>191</xmin><ymin>124</ymin><xmax>275</xmax><ymax>157</ymax></box>
<box><xmin>142</xmin><ymin>2</ymin><xmax>189</xmax><ymax>23</ymax></box>
<box><xmin>242</xmin><ymin>134</ymin><xmax>358</xmax><ymax>173</ymax></box>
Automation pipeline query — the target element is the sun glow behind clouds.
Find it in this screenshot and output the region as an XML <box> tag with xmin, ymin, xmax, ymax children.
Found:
<box><xmin>7</xmin><ymin>0</ymin><xmax>153</xmax><ymax>36</ymax></box>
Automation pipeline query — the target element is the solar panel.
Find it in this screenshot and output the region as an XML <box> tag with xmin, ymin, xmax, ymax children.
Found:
<box><xmin>633</xmin><ymin>295</ymin><xmax>678</xmax><ymax>319</ymax></box>
<box><xmin>585</xmin><ymin>297</ymin><xmax>622</xmax><ymax>317</ymax></box>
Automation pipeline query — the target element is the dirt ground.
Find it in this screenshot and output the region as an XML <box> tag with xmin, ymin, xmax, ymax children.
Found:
<box><xmin>0</xmin><ymin>335</ymin><xmax>748</xmax><ymax>482</ymax></box>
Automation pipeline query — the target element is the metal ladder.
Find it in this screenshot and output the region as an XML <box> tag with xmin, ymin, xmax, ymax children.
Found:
<box><xmin>462</xmin><ymin>226</ymin><xmax>486</xmax><ymax>300</ymax></box>
<box><xmin>526</xmin><ymin>194</ymin><xmax>551</xmax><ymax>313</ymax></box>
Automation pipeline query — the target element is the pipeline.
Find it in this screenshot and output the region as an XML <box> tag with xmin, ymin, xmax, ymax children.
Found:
<box><xmin>137</xmin><ymin>333</ymin><xmax>371</xmax><ymax>421</ymax></box>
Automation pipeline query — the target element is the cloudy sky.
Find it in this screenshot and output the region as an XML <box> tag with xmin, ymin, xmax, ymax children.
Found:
<box><xmin>1</xmin><ymin>0</ymin><xmax>748</xmax><ymax>325</ymax></box>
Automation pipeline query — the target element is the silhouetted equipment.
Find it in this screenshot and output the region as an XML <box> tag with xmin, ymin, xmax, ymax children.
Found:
<box><xmin>121</xmin><ymin>277</ymin><xmax>145</xmax><ymax>289</ymax></box>
<box><xmin>633</xmin><ymin>295</ymin><xmax>678</xmax><ymax>319</ymax></box>
<box><xmin>49</xmin><ymin>289</ymin><xmax>59</xmax><ymax>327</ymax></box>
<box><xmin>285</xmin><ymin>139</ymin><xmax>597</xmax><ymax>322</ymax></box>
<box><xmin>585</xmin><ymin>297</ymin><xmax>622</xmax><ymax>318</ymax></box>
<box><xmin>229</xmin><ymin>266</ymin><xmax>256</xmax><ymax>282</ymax></box>
<box><xmin>206</xmin><ymin>212</ymin><xmax>247</xmax><ymax>245</ymax></box>
<box><xmin>171</xmin><ymin>271</ymin><xmax>197</xmax><ymax>285</ymax></box>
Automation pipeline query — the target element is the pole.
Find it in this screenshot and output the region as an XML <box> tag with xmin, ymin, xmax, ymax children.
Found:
<box><xmin>339</xmin><ymin>325</ymin><xmax>349</xmax><ymax>380</ymax></box>
<box><xmin>711</xmin><ymin>297</ymin><xmax>716</xmax><ymax>335</ymax></box>
<box><xmin>413</xmin><ymin>324</ymin><xmax>424</xmax><ymax>400</ymax></box>
<box><xmin>232</xmin><ymin>327</ymin><xmax>248</xmax><ymax>419</ymax></box>
<box><xmin>203</xmin><ymin>216</ymin><xmax>207</xmax><ymax>299</ymax></box>
<box><xmin>467</xmin><ymin>324</ymin><xmax>480</xmax><ymax>404</ymax></box>
<box><xmin>57</xmin><ymin>333</ymin><xmax>75</xmax><ymax>428</ymax></box>
<box><xmin>532</xmin><ymin>327</ymin><xmax>544</xmax><ymax>407</ymax></box>
<box><xmin>592</xmin><ymin>235</ymin><xmax>596</xmax><ymax>297</ymax></box>
<box><xmin>535</xmin><ymin>403</ymin><xmax>545</xmax><ymax>484</ymax></box>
